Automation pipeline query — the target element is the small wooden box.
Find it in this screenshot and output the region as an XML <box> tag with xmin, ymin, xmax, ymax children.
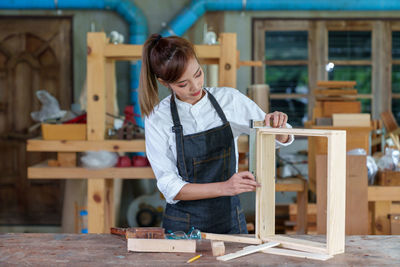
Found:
<box><xmin>377</xmin><ymin>170</ymin><xmax>400</xmax><ymax>186</ymax></box>
<box><xmin>41</xmin><ymin>123</ymin><xmax>87</xmax><ymax>140</ymax></box>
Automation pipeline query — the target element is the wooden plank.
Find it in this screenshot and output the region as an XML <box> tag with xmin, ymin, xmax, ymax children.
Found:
<box><xmin>218</xmin><ymin>33</ymin><xmax>236</xmax><ymax>88</ymax></box>
<box><xmin>127</xmin><ymin>239</ymin><xmax>196</xmax><ymax>253</ymax></box>
<box><xmin>201</xmin><ymin>233</ymin><xmax>262</xmax><ymax>245</ymax></box>
<box><xmin>332</xmin><ymin>113</ymin><xmax>371</xmax><ymax>127</ymax></box>
<box><xmin>256</xmin><ymin>132</ymin><xmax>275</xmax><ymax>240</ymax></box>
<box><xmin>57</xmin><ymin>152</ymin><xmax>76</xmax><ymax>167</ymax></box>
<box><xmin>317</xmin><ymin>81</ymin><xmax>356</xmax><ymax>88</ymax></box>
<box><xmin>316</xmin><ymin>155</ymin><xmax>368</xmax><ymax>235</ymax></box>
<box><xmin>195</xmin><ymin>45</ymin><xmax>221</xmax><ymax>59</ymax></box>
<box><xmin>262</xmin><ymin>235</ymin><xmax>326</xmax><ymax>254</ymax></box>
<box><xmin>381</xmin><ymin>111</ymin><xmax>399</xmax><ymax>134</ymax></box>
<box><xmin>27</xmin><ymin>139</ymin><xmax>146</xmax><ymax>152</ymax></box>
<box><xmin>262</xmin><ymin>247</ymin><xmax>333</xmax><ymax>261</ymax></box>
<box><xmin>28</xmin><ymin>163</ymin><xmax>155</xmax><ymax>179</ymax></box>
<box><xmin>372</xmin><ymin>201</ymin><xmax>391</xmax><ymax>235</ymax></box>
<box><xmin>314</xmin><ymin>89</ymin><xmax>357</xmax><ymax>95</ymax></box>
<box><xmin>326</xmin><ymin>132</ymin><xmax>346</xmax><ymax>255</ymax></box>
<box><xmin>256</xmin><ymin>126</ymin><xmax>346</xmax><ymax>137</ymax></box>
<box><xmin>216</xmin><ymin>242</ymin><xmax>280</xmax><ymax>261</ymax></box>
<box><xmin>296</xmin><ymin>179</ymin><xmax>308</xmax><ymax>234</ymax></box>
<box><xmin>322</xmin><ymin>101</ymin><xmax>361</xmax><ymax>117</ymax></box>
<box><xmin>368</xmin><ymin>186</ymin><xmax>400</xmax><ymax>201</ymax></box>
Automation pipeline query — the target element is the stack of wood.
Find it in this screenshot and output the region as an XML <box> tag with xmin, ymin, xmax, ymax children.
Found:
<box><xmin>313</xmin><ymin>81</ymin><xmax>369</xmax><ymax>126</ymax></box>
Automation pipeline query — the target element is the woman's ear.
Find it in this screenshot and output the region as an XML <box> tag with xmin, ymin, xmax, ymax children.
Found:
<box><xmin>157</xmin><ymin>77</ymin><xmax>168</xmax><ymax>88</ymax></box>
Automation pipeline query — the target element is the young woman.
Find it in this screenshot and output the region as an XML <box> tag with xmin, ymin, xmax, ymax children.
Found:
<box><xmin>139</xmin><ymin>34</ymin><xmax>293</xmax><ymax>234</ymax></box>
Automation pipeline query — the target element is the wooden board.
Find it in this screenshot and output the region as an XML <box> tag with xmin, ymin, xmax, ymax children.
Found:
<box><xmin>316</xmin><ymin>155</ymin><xmax>368</xmax><ymax>235</ymax></box>
<box><xmin>127</xmin><ymin>238</ymin><xmax>196</xmax><ymax>253</ymax></box>
<box><xmin>201</xmin><ymin>233</ymin><xmax>262</xmax><ymax>244</ymax></box>
<box><xmin>332</xmin><ymin>113</ymin><xmax>371</xmax><ymax>127</ymax></box>
<box><xmin>314</xmin><ymin>89</ymin><xmax>357</xmax><ymax>95</ymax></box>
<box><xmin>322</xmin><ymin>101</ymin><xmax>361</xmax><ymax>117</ymax></box>
<box><xmin>317</xmin><ymin>81</ymin><xmax>357</xmax><ymax>88</ymax></box>
<box><xmin>377</xmin><ymin>170</ymin><xmax>400</xmax><ymax>186</ymax></box>
<box><xmin>262</xmin><ymin>247</ymin><xmax>333</xmax><ymax>261</ymax></box>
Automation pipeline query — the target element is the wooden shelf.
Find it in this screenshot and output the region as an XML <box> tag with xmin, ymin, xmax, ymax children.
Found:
<box><xmin>27</xmin><ymin>139</ymin><xmax>146</xmax><ymax>152</ymax></box>
<box><xmin>28</xmin><ymin>162</ymin><xmax>154</xmax><ymax>179</ymax></box>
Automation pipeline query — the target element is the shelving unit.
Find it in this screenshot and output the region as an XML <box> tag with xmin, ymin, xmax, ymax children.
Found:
<box><xmin>27</xmin><ymin>32</ymin><xmax>261</xmax><ymax>233</ymax></box>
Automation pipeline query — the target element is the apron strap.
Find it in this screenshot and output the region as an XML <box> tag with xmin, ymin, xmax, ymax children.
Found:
<box><xmin>205</xmin><ymin>89</ymin><xmax>228</xmax><ymax>124</ymax></box>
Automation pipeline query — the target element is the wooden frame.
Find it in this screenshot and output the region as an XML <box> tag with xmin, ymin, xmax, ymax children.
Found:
<box><xmin>254</xmin><ymin>127</ymin><xmax>346</xmax><ymax>256</ymax></box>
<box><xmin>26</xmin><ymin>32</ymin><xmax>260</xmax><ymax>233</ymax></box>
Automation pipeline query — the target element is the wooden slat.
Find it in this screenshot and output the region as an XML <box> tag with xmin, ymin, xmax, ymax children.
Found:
<box><xmin>326</xmin><ymin>132</ymin><xmax>346</xmax><ymax>255</ymax></box>
<box><xmin>127</xmin><ymin>239</ymin><xmax>196</xmax><ymax>253</ymax></box>
<box><xmin>105</xmin><ymin>59</ymin><xmax>117</xmax><ymax>126</ymax></box>
<box><xmin>201</xmin><ymin>233</ymin><xmax>262</xmax><ymax>245</ymax></box>
<box><xmin>316</xmin><ymin>81</ymin><xmax>356</xmax><ymax>88</ymax></box>
<box><xmin>28</xmin><ymin>163</ymin><xmax>155</xmax><ymax>179</ymax></box>
<box><xmin>262</xmin><ymin>235</ymin><xmax>326</xmax><ymax>254</ymax></box>
<box><xmin>195</xmin><ymin>45</ymin><xmax>221</xmax><ymax>59</ymax></box>
<box><xmin>255</xmin><ymin>125</ymin><xmax>346</xmax><ymax>137</ymax></box>
<box><xmin>216</xmin><ymin>242</ymin><xmax>280</xmax><ymax>261</ymax></box>
<box><xmin>262</xmin><ymin>247</ymin><xmax>332</xmax><ymax>261</ymax></box>
<box><xmin>314</xmin><ymin>89</ymin><xmax>357</xmax><ymax>95</ymax></box>
<box><xmin>265</xmin><ymin>60</ymin><xmax>308</xmax><ymax>66</ymax></box>
<box><xmin>104</xmin><ymin>44</ymin><xmax>142</xmax><ymax>59</ymax></box>
<box><xmin>256</xmin><ymin>132</ymin><xmax>275</xmax><ymax>240</ymax></box>
<box><xmin>27</xmin><ymin>139</ymin><xmax>146</xmax><ymax>152</ymax></box>
<box><xmin>276</xmin><ymin>178</ymin><xmax>305</xmax><ymax>192</ymax></box>
<box><xmin>330</xmin><ymin>60</ymin><xmax>372</xmax><ymax>66</ymax></box>
<box><xmin>368</xmin><ymin>186</ymin><xmax>400</xmax><ymax>201</ymax></box>
<box><xmin>218</xmin><ymin>33</ymin><xmax>236</xmax><ymax>88</ymax></box>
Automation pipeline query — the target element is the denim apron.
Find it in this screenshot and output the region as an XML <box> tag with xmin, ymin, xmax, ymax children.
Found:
<box><xmin>162</xmin><ymin>90</ymin><xmax>248</xmax><ymax>234</ymax></box>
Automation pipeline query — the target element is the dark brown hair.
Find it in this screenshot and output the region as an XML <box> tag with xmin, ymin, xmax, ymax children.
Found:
<box><xmin>139</xmin><ymin>34</ymin><xmax>197</xmax><ymax>117</ymax></box>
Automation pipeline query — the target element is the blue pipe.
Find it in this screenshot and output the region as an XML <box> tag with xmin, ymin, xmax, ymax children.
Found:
<box><xmin>161</xmin><ymin>0</ymin><xmax>400</xmax><ymax>36</ymax></box>
<box><xmin>0</xmin><ymin>0</ymin><xmax>147</xmax><ymax>128</ymax></box>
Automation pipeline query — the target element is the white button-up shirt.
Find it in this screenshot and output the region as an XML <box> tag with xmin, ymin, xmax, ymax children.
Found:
<box><xmin>144</xmin><ymin>87</ymin><xmax>294</xmax><ymax>204</ymax></box>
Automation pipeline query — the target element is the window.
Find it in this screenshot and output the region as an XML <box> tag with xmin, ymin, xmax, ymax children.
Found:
<box><xmin>392</xmin><ymin>31</ymin><xmax>400</xmax><ymax>124</ymax></box>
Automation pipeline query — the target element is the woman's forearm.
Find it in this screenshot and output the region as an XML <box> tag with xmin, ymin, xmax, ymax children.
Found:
<box><xmin>174</xmin><ymin>182</ymin><xmax>226</xmax><ymax>201</ymax></box>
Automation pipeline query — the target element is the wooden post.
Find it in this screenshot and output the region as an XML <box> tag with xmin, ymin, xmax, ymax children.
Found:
<box><xmin>255</xmin><ymin>131</ymin><xmax>275</xmax><ymax>239</ymax></box>
<box><xmin>296</xmin><ymin>180</ymin><xmax>308</xmax><ymax>234</ymax></box>
<box><xmin>218</xmin><ymin>33</ymin><xmax>237</xmax><ymax>88</ymax></box>
<box><xmin>87</xmin><ymin>32</ymin><xmax>110</xmax><ymax>233</ymax></box>
<box><xmin>326</xmin><ymin>132</ymin><xmax>346</xmax><ymax>255</ymax></box>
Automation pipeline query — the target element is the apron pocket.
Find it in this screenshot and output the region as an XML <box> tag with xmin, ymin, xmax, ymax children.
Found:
<box><xmin>193</xmin><ymin>148</ymin><xmax>231</xmax><ymax>183</ymax></box>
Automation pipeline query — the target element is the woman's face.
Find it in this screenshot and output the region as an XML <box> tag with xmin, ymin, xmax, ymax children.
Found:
<box><xmin>163</xmin><ymin>57</ymin><xmax>205</xmax><ymax>105</ymax></box>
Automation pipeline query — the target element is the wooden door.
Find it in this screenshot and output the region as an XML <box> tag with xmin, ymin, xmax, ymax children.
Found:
<box><xmin>0</xmin><ymin>17</ymin><xmax>72</xmax><ymax>225</ymax></box>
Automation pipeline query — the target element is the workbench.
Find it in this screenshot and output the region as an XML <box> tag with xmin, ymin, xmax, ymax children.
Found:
<box><xmin>1</xmin><ymin>234</ymin><xmax>399</xmax><ymax>266</ymax></box>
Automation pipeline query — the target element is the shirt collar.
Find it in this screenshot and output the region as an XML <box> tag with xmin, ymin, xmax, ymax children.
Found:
<box><xmin>173</xmin><ymin>89</ymin><xmax>208</xmax><ymax>110</ymax></box>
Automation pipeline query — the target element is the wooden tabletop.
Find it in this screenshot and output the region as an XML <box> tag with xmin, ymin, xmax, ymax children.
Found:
<box><xmin>1</xmin><ymin>234</ymin><xmax>399</xmax><ymax>266</ymax></box>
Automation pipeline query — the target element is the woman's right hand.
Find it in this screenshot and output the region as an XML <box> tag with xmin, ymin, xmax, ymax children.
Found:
<box><xmin>223</xmin><ymin>171</ymin><xmax>261</xmax><ymax>196</ymax></box>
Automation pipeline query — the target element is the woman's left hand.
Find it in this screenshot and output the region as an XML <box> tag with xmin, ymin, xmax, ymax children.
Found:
<box><xmin>264</xmin><ymin>111</ymin><xmax>289</xmax><ymax>143</ymax></box>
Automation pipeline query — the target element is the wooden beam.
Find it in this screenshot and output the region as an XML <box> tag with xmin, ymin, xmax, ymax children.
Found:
<box><xmin>216</xmin><ymin>242</ymin><xmax>279</xmax><ymax>261</ymax></box>
<box><xmin>326</xmin><ymin>132</ymin><xmax>346</xmax><ymax>255</ymax></box>
<box><xmin>28</xmin><ymin>163</ymin><xmax>154</xmax><ymax>179</ymax></box>
<box><xmin>256</xmin><ymin>132</ymin><xmax>275</xmax><ymax>240</ymax></box>
<box><xmin>368</xmin><ymin>186</ymin><xmax>400</xmax><ymax>201</ymax></box>
<box><xmin>201</xmin><ymin>233</ymin><xmax>262</xmax><ymax>245</ymax></box>
<box><xmin>255</xmin><ymin>125</ymin><xmax>346</xmax><ymax>137</ymax></box>
<box><xmin>218</xmin><ymin>33</ymin><xmax>237</xmax><ymax>88</ymax></box>
<box><xmin>127</xmin><ymin>239</ymin><xmax>196</xmax><ymax>253</ymax></box>
<box><xmin>104</xmin><ymin>44</ymin><xmax>142</xmax><ymax>59</ymax></box>
<box><xmin>27</xmin><ymin>139</ymin><xmax>146</xmax><ymax>152</ymax></box>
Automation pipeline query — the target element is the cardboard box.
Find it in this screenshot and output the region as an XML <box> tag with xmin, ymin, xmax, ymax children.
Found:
<box><xmin>41</xmin><ymin>123</ymin><xmax>87</xmax><ymax>140</ymax></box>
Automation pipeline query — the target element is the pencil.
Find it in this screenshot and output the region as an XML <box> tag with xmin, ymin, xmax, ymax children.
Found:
<box><xmin>186</xmin><ymin>254</ymin><xmax>202</xmax><ymax>263</ymax></box>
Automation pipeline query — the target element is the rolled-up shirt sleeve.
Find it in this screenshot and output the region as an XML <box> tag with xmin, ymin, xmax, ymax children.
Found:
<box><xmin>145</xmin><ymin>116</ymin><xmax>187</xmax><ymax>204</ymax></box>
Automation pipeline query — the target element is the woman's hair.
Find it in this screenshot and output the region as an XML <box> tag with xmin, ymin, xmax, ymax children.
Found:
<box><xmin>139</xmin><ymin>34</ymin><xmax>198</xmax><ymax>117</ymax></box>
